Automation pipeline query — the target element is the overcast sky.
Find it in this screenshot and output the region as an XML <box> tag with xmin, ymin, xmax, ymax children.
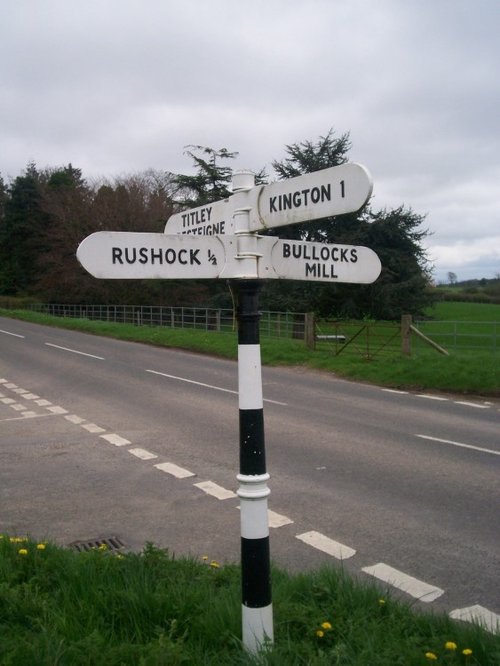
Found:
<box><xmin>1</xmin><ymin>0</ymin><xmax>498</xmax><ymax>283</ymax></box>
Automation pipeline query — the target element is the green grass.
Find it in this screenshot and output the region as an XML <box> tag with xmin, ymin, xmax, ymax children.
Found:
<box><xmin>1</xmin><ymin>307</ymin><xmax>499</xmax><ymax>396</ymax></box>
<box><xmin>1</xmin><ymin>536</ymin><xmax>498</xmax><ymax>665</ymax></box>
<box><xmin>425</xmin><ymin>301</ymin><xmax>500</xmax><ymax>322</ymax></box>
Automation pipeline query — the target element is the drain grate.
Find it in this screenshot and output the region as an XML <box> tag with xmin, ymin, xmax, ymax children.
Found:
<box><xmin>69</xmin><ymin>536</ymin><xmax>126</xmax><ymax>553</ymax></box>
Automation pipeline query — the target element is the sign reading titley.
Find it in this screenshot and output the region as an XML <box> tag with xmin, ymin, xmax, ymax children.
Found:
<box><xmin>77</xmin><ymin>162</ymin><xmax>381</xmax><ymax>655</ymax></box>
<box><xmin>165</xmin><ymin>198</ymin><xmax>232</xmax><ymax>236</ymax></box>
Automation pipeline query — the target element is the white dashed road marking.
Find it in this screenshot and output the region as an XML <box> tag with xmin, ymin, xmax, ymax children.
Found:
<box><xmin>0</xmin><ymin>329</ymin><xmax>25</xmax><ymax>338</ymax></box>
<box><xmin>82</xmin><ymin>423</ymin><xmax>106</xmax><ymax>434</ymax></box>
<box><xmin>417</xmin><ymin>394</ymin><xmax>448</xmax><ymax>401</ymax></box>
<box><xmin>128</xmin><ymin>447</ymin><xmax>158</xmax><ymax>460</ymax></box>
<box><xmin>362</xmin><ymin>562</ymin><xmax>444</xmax><ymax>602</ymax></box>
<box><xmin>454</xmin><ymin>400</ymin><xmax>489</xmax><ymax>409</ymax></box>
<box><xmin>1</xmin><ymin>398</ymin><xmax>16</xmax><ymax>404</ymax></box>
<box><xmin>23</xmin><ymin>393</ymin><xmax>40</xmax><ymax>400</ymax></box>
<box><xmin>268</xmin><ymin>510</ymin><xmax>294</xmax><ymax>528</ymax></box>
<box><xmin>154</xmin><ymin>462</ymin><xmax>196</xmax><ymax>479</ymax></box>
<box><xmin>47</xmin><ymin>406</ymin><xmax>68</xmax><ymax>415</ymax></box>
<box><xmin>100</xmin><ymin>433</ymin><xmax>130</xmax><ymax>446</ymax></box>
<box><xmin>45</xmin><ymin>342</ymin><xmax>105</xmax><ymax>360</ymax></box>
<box><xmin>65</xmin><ymin>414</ymin><xmax>85</xmax><ymax>424</ymax></box>
<box><xmin>449</xmin><ymin>605</ymin><xmax>500</xmax><ymax>635</ymax></box>
<box><xmin>35</xmin><ymin>399</ymin><xmax>52</xmax><ymax>407</ymax></box>
<box><xmin>416</xmin><ymin>434</ymin><xmax>500</xmax><ymax>457</ymax></box>
<box><xmin>296</xmin><ymin>530</ymin><xmax>356</xmax><ymax>560</ymax></box>
<box><xmin>146</xmin><ymin>369</ymin><xmax>288</xmax><ymax>406</ymax></box>
<box><xmin>194</xmin><ymin>480</ymin><xmax>237</xmax><ymax>500</ymax></box>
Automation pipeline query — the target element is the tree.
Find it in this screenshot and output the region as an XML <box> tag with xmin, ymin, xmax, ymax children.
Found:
<box><xmin>0</xmin><ymin>163</ymin><xmax>47</xmax><ymax>295</ymax></box>
<box><xmin>172</xmin><ymin>146</ymin><xmax>238</xmax><ymax>207</ymax></box>
<box><xmin>447</xmin><ymin>271</ymin><xmax>457</xmax><ymax>285</ymax></box>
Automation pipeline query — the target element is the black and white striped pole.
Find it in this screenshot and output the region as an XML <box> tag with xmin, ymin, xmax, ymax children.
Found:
<box><xmin>234</xmin><ymin>279</ymin><xmax>273</xmax><ymax>652</ymax></box>
<box><xmin>231</xmin><ymin>171</ymin><xmax>273</xmax><ymax>653</ymax></box>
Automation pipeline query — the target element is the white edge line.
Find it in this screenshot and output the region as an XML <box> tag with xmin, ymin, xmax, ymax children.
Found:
<box><xmin>416</xmin><ymin>434</ymin><xmax>500</xmax><ymax>456</ymax></box>
<box><xmin>145</xmin><ymin>369</ymin><xmax>287</xmax><ymax>406</ymax></box>
<box><xmin>45</xmin><ymin>342</ymin><xmax>105</xmax><ymax>360</ymax></box>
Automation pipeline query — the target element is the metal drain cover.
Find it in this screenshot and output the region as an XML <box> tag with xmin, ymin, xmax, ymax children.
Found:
<box><xmin>69</xmin><ymin>536</ymin><xmax>125</xmax><ymax>553</ymax></box>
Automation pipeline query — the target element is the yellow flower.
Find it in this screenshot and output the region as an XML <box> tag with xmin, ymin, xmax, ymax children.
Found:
<box><xmin>210</xmin><ymin>560</ymin><xmax>220</xmax><ymax>568</ymax></box>
<box><xmin>18</xmin><ymin>548</ymin><xmax>28</xmax><ymax>556</ymax></box>
<box><xmin>462</xmin><ymin>649</ymin><xmax>473</xmax><ymax>656</ymax></box>
<box><xmin>315</xmin><ymin>630</ymin><xmax>324</xmax><ymax>638</ymax></box>
<box><xmin>321</xmin><ymin>621</ymin><xmax>332</xmax><ymax>630</ymax></box>
<box><xmin>378</xmin><ymin>598</ymin><xmax>386</xmax><ymax>606</ymax></box>
<box><xmin>98</xmin><ymin>543</ymin><xmax>108</xmax><ymax>551</ymax></box>
<box><xmin>444</xmin><ymin>641</ymin><xmax>457</xmax><ymax>650</ymax></box>
<box><xmin>36</xmin><ymin>543</ymin><xmax>46</xmax><ymax>550</ymax></box>
<box><xmin>10</xmin><ymin>537</ymin><xmax>27</xmax><ymax>543</ymax></box>
<box><xmin>202</xmin><ymin>555</ymin><xmax>208</xmax><ymax>561</ymax></box>
<box><xmin>425</xmin><ymin>652</ymin><xmax>438</xmax><ymax>660</ymax></box>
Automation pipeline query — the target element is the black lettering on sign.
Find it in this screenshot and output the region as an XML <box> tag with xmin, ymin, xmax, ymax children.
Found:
<box><xmin>269</xmin><ymin>184</ymin><xmax>332</xmax><ymax>213</ymax></box>
<box><xmin>111</xmin><ymin>246</ymin><xmax>205</xmax><ymax>266</ymax></box>
<box><xmin>112</xmin><ymin>248</ymin><xmax>123</xmax><ymax>264</ymax></box>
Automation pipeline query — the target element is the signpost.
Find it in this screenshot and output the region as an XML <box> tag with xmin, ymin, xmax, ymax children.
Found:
<box><xmin>77</xmin><ymin>163</ymin><xmax>379</xmax><ymax>655</ymax></box>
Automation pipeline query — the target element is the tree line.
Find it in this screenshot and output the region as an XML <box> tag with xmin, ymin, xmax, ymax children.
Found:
<box><xmin>0</xmin><ymin>130</ymin><xmax>434</xmax><ymax>319</ymax></box>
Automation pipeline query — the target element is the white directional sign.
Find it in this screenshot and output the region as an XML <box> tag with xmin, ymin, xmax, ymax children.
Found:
<box><xmin>249</xmin><ymin>163</ymin><xmax>372</xmax><ymax>231</ymax></box>
<box><xmin>77</xmin><ymin>232</ymin><xmax>224</xmax><ymax>279</ymax></box>
<box><xmin>165</xmin><ymin>198</ymin><xmax>232</xmax><ymax>236</ymax></box>
<box><xmin>77</xmin><ymin>232</ymin><xmax>382</xmax><ymax>284</ymax></box>
<box><xmin>266</xmin><ymin>239</ymin><xmax>381</xmax><ymax>283</ymax></box>
<box><xmin>164</xmin><ymin>163</ymin><xmax>372</xmax><ymax>236</ymax></box>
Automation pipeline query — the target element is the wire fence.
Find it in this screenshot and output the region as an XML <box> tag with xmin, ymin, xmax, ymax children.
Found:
<box><xmin>413</xmin><ymin>319</ymin><xmax>499</xmax><ymax>353</ymax></box>
<box><xmin>23</xmin><ymin>304</ymin><xmax>500</xmax><ymax>354</ymax></box>
<box><xmin>28</xmin><ymin>303</ymin><xmax>307</xmax><ymax>341</ymax></box>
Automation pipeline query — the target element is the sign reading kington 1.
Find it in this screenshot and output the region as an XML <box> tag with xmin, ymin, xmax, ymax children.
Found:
<box><xmin>250</xmin><ymin>162</ymin><xmax>372</xmax><ymax>231</ymax></box>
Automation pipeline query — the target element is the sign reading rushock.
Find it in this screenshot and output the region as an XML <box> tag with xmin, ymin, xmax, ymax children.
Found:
<box><xmin>77</xmin><ymin>232</ymin><xmax>224</xmax><ymax>279</ymax></box>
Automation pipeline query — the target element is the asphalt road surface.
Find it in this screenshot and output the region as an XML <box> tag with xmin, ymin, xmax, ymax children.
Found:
<box><xmin>1</xmin><ymin>316</ymin><xmax>499</xmax><ymax>632</ymax></box>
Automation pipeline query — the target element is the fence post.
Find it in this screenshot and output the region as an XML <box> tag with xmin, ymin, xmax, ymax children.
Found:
<box><xmin>304</xmin><ymin>312</ymin><xmax>316</xmax><ymax>350</ymax></box>
<box><xmin>401</xmin><ymin>314</ymin><xmax>412</xmax><ymax>356</ymax></box>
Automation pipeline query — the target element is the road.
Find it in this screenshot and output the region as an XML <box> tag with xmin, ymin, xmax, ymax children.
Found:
<box><xmin>1</xmin><ymin>316</ymin><xmax>499</xmax><ymax>632</ymax></box>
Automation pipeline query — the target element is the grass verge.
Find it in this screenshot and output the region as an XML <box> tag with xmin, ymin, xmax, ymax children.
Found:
<box><xmin>1</xmin><ymin>308</ymin><xmax>499</xmax><ymax>396</ymax></box>
<box><xmin>1</xmin><ymin>536</ymin><xmax>498</xmax><ymax>665</ymax></box>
